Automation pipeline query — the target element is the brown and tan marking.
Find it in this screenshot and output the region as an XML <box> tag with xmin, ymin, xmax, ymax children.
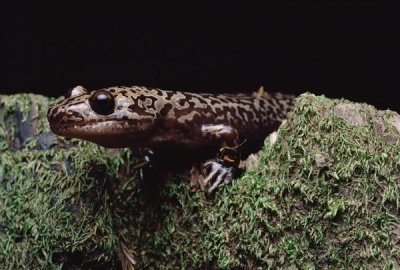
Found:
<box><xmin>48</xmin><ymin>85</ymin><xmax>295</xmax><ymax>191</ymax></box>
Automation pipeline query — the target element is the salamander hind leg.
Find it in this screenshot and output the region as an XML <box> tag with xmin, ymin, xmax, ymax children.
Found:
<box><xmin>199</xmin><ymin>124</ymin><xmax>242</xmax><ymax>192</ymax></box>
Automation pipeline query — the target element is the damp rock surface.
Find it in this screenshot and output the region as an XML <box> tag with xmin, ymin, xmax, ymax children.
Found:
<box><xmin>0</xmin><ymin>94</ymin><xmax>123</xmax><ymax>269</ymax></box>
<box><xmin>1</xmin><ymin>93</ymin><xmax>400</xmax><ymax>269</ymax></box>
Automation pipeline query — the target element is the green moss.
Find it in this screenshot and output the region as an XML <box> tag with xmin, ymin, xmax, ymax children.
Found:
<box><xmin>0</xmin><ymin>94</ymin><xmax>123</xmax><ymax>269</ymax></box>
<box><xmin>114</xmin><ymin>94</ymin><xmax>400</xmax><ymax>269</ymax></box>
<box><xmin>1</xmin><ymin>93</ymin><xmax>400</xmax><ymax>269</ymax></box>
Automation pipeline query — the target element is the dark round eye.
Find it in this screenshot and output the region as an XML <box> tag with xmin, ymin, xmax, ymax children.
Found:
<box><xmin>89</xmin><ymin>90</ymin><xmax>115</xmax><ymax>115</ymax></box>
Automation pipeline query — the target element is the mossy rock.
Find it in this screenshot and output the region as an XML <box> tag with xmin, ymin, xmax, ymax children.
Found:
<box><xmin>1</xmin><ymin>93</ymin><xmax>400</xmax><ymax>269</ymax></box>
<box><xmin>0</xmin><ymin>94</ymin><xmax>125</xmax><ymax>269</ymax></box>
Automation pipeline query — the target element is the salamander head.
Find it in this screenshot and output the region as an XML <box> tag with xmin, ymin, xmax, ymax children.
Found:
<box><xmin>47</xmin><ymin>86</ymin><xmax>156</xmax><ymax>148</ymax></box>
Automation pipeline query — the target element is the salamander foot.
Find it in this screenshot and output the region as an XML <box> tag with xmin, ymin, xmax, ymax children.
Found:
<box><xmin>202</xmin><ymin>160</ymin><xmax>236</xmax><ymax>193</ymax></box>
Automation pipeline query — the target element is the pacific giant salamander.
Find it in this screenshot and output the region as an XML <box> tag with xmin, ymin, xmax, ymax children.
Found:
<box><xmin>47</xmin><ymin>85</ymin><xmax>295</xmax><ymax>192</ymax></box>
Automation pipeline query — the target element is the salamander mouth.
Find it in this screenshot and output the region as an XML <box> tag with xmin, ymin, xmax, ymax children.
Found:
<box><xmin>50</xmin><ymin>122</ymin><xmax>127</xmax><ymax>148</ymax></box>
<box><xmin>49</xmin><ymin>120</ymin><xmax>133</xmax><ymax>137</ymax></box>
<box><xmin>48</xmin><ymin>118</ymin><xmax>154</xmax><ymax>148</ymax></box>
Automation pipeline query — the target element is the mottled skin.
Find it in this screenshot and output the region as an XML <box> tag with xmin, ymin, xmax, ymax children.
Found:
<box><xmin>48</xmin><ymin>85</ymin><xmax>295</xmax><ymax>191</ymax></box>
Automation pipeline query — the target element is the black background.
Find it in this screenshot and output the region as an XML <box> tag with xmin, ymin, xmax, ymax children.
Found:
<box><xmin>1</xmin><ymin>3</ymin><xmax>398</xmax><ymax>111</ymax></box>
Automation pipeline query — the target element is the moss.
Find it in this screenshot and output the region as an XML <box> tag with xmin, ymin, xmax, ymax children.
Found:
<box><xmin>0</xmin><ymin>94</ymin><xmax>124</xmax><ymax>269</ymax></box>
<box><xmin>115</xmin><ymin>94</ymin><xmax>400</xmax><ymax>269</ymax></box>
<box><xmin>1</xmin><ymin>93</ymin><xmax>400</xmax><ymax>269</ymax></box>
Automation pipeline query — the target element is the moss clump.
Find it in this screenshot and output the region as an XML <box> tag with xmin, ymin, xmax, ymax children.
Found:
<box><xmin>0</xmin><ymin>94</ymin><xmax>124</xmax><ymax>269</ymax></box>
<box><xmin>1</xmin><ymin>93</ymin><xmax>400</xmax><ymax>269</ymax></box>
<box><xmin>115</xmin><ymin>94</ymin><xmax>400</xmax><ymax>269</ymax></box>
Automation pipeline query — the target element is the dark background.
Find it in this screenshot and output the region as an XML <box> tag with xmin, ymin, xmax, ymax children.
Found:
<box><xmin>0</xmin><ymin>3</ymin><xmax>398</xmax><ymax>111</ymax></box>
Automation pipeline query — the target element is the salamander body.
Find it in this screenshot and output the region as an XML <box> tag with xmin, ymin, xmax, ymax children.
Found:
<box><xmin>48</xmin><ymin>85</ymin><xmax>295</xmax><ymax>191</ymax></box>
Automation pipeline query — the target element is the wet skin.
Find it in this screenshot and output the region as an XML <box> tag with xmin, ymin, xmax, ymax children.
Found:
<box><xmin>48</xmin><ymin>85</ymin><xmax>295</xmax><ymax>192</ymax></box>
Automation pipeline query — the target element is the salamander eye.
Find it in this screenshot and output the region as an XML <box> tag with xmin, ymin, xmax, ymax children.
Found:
<box><xmin>89</xmin><ymin>90</ymin><xmax>115</xmax><ymax>115</ymax></box>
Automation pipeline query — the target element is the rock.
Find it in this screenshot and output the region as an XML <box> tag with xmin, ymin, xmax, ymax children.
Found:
<box><xmin>1</xmin><ymin>92</ymin><xmax>399</xmax><ymax>269</ymax></box>
<box><xmin>0</xmin><ymin>94</ymin><xmax>122</xmax><ymax>269</ymax></box>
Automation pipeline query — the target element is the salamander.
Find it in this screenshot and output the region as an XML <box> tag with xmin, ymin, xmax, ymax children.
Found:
<box><xmin>47</xmin><ymin>85</ymin><xmax>295</xmax><ymax>192</ymax></box>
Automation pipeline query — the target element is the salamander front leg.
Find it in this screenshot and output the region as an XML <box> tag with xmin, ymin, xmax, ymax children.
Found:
<box><xmin>131</xmin><ymin>148</ymin><xmax>155</xmax><ymax>182</ymax></box>
<box><xmin>199</xmin><ymin>124</ymin><xmax>241</xmax><ymax>192</ymax></box>
<box><xmin>203</xmin><ymin>160</ymin><xmax>236</xmax><ymax>192</ymax></box>
<box><xmin>132</xmin><ymin>148</ymin><xmax>162</xmax><ymax>204</ymax></box>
